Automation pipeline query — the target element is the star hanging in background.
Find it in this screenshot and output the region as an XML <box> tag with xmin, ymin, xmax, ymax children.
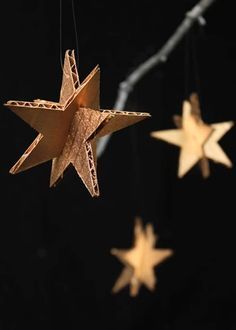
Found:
<box><xmin>150</xmin><ymin>93</ymin><xmax>233</xmax><ymax>178</ymax></box>
<box><xmin>111</xmin><ymin>217</ymin><xmax>173</xmax><ymax>297</ymax></box>
<box><xmin>4</xmin><ymin>50</ymin><xmax>150</xmax><ymax>196</ymax></box>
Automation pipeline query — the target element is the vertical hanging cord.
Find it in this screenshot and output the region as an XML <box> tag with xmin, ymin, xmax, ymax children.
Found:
<box><xmin>71</xmin><ymin>0</ymin><xmax>79</xmax><ymax>61</ymax></box>
<box><xmin>184</xmin><ymin>32</ymin><xmax>190</xmax><ymax>100</ymax></box>
<box><xmin>59</xmin><ymin>0</ymin><xmax>64</xmax><ymax>72</ymax></box>
<box><xmin>59</xmin><ymin>0</ymin><xmax>79</xmax><ymax>71</ymax></box>
<box><xmin>191</xmin><ymin>32</ymin><xmax>202</xmax><ymax>103</ymax></box>
<box><xmin>184</xmin><ymin>30</ymin><xmax>202</xmax><ymax>102</ymax></box>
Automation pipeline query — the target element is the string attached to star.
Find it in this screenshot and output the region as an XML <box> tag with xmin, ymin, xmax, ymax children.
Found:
<box><xmin>59</xmin><ymin>0</ymin><xmax>80</xmax><ymax>73</ymax></box>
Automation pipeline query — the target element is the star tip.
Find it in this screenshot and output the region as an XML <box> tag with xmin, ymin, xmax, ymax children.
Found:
<box><xmin>149</xmin><ymin>285</ymin><xmax>156</xmax><ymax>292</ymax></box>
<box><xmin>130</xmin><ymin>290</ymin><xmax>138</xmax><ymax>298</ymax></box>
<box><xmin>145</xmin><ymin>221</ymin><xmax>152</xmax><ymax>228</ymax></box>
<box><xmin>150</xmin><ymin>132</ymin><xmax>157</xmax><ymax>138</ymax></box>
<box><xmin>49</xmin><ymin>178</ymin><xmax>58</xmax><ymax>188</ymax></box>
<box><xmin>135</xmin><ymin>217</ymin><xmax>142</xmax><ymax>225</ymax></box>
<box><xmin>4</xmin><ymin>101</ymin><xmax>11</xmax><ymax>107</ymax></box>
<box><xmin>9</xmin><ymin>163</ymin><xmax>19</xmax><ymax>174</ymax></box>
<box><xmin>9</xmin><ymin>168</ymin><xmax>16</xmax><ymax>175</ymax></box>
<box><xmin>111</xmin><ymin>286</ymin><xmax>119</xmax><ymax>294</ymax></box>
<box><xmin>49</xmin><ymin>179</ymin><xmax>53</xmax><ymax>188</ymax></box>
<box><xmin>91</xmin><ymin>190</ymin><xmax>100</xmax><ymax>198</ymax></box>
<box><xmin>110</xmin><ymin>248</ymin><xmax>118</xmax><ymax>255</ymax></box>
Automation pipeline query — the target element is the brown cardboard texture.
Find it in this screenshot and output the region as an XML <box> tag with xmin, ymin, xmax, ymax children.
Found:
<box><xmin>5</xmin><ymin>50</ymin><xmax>151</xmax><ymax>196</ymax></box>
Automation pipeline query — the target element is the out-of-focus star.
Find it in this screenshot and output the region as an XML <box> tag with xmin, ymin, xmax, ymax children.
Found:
<box><xmin>151</xmin><ymin>93</ymin><xmax>233</xmax><ymax>178</ymax></box>
<box><xmin>111</xmin><ymin>217</ymin><xmax>173</xmax><ymax>297</ymax></box>
<box><xmin>4</xmin><ymin>50</ymin><xmax>150</xmax><ymax>196</ymax></box>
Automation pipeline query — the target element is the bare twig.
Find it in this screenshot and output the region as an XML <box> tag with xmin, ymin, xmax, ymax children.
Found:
<box><xmin>97</xmin><ymin>0</ymin><xmax>216</xmax><ymax>156</ymax></box>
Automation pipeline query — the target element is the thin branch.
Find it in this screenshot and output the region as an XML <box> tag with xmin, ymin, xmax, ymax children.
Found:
<box><xmin>97</xmin><ymin>0</ymin><xmax>216</xmax><ymax>157</ymax></box>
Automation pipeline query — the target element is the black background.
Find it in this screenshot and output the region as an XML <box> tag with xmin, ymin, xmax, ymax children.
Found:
<box><xmin>0</xmin><ymin>1</ymin><xmax>236</xmax><ymax>329</ymax></box>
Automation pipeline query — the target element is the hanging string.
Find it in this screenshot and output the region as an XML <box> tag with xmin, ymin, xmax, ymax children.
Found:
<box><xmin>184</xmin><ymin>27</ymin><xmax>203</xmax><ymax>102</ymax></box>
<box><xmin>71</xmin><ymin>0</ymin><xmax>79</xmax><ymax>60</ymax></box>
<box><xmin>59</xmin><ymin>0</ymin><xmax>64</xmax><ymax>72</ymax></box>
<box><xmin>59</xmin><ymin>0</ymin><xmax>80</xmax><ymax>72</ymax></box>
<box><xmin>191</xmin><ymin>31</ymin><xmax>202</xmax><ymax>103</ymax></box>
<box><xmin>184</xmin><ymin>32</ymin><xmax>191</xmax><ymax>100</ymax></box>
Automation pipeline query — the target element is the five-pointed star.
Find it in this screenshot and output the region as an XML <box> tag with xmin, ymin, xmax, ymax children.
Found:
<box><xmin>4</xmin><ymin>50</ymin><xmax>150</xmax><ymax>196</ymax></box>
<box><xmin>150</xmin><ymin>93</ymin><xmax>233</xmax><ymax>178</ymax></box>
<box><xmin>111</xmin><ymin>217</ymin><xmax>173</xmax><ymax>297</ymax></box>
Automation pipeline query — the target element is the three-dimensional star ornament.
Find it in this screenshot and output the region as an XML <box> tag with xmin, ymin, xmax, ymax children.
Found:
<box><xmin>4</xmin><ymin>50</ymin><xmax>150</xmax><ymax>196</ymax></box>
<box><xmin>111</xmin><ymin>217</ymin><xmax>173</xmax><ymax>297</ymax></box>
<box><xmin>150</xmin><ymin>93</ymin><xmax>233</xmax><ymax>178</ymax></box>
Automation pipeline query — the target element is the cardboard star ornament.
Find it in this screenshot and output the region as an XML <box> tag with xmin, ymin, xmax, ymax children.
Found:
<box><xmin>151</xmin><ymin>93</ymin><xmax>233</xmax><ymax>178</ymax></box>
<box><xmin>111</xmin><ymin>217</ymin><xmax>173</xmax><ymax>297</ymax></box>
<box><xmin>4</xmin><ymin>50</ymin><xmax>150</xmax><ymax>196</ymax></box>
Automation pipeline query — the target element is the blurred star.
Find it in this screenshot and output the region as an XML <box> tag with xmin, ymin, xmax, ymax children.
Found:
<box><xmin>151</xmin><ymin>93</ymin><xmax>233</xmax><ymax>177</ymax></box>
<box><xmin>111</xmin><ymin>217</ymin><xmax>173</xmax><ymax>297</ymax></box>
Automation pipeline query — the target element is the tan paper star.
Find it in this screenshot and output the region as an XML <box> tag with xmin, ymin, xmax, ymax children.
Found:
<box><xmin>4</xmin><ymin>50</ymin><xmax>150</xmax><ymax>196</ymax></box>
<box><xmin>151</xmin><ymin>93</ymin><xmax>233</xmax><ymax>178</ymax></box>
<box><xmin>111</xmin><ymin>217</ymin><xmax>173</xmax><ymax>297</ymax></box>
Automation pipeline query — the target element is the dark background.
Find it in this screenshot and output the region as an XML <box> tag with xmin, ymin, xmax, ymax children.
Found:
<box><xmin>0</xmin><ymin>1</ymin><xmax>235</xmax><ymax>329</ymax></box>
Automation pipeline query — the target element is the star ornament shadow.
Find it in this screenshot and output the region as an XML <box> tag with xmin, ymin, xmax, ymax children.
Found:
<box><xmin>151</xmin><ymin>93</ymin><xmax>234</xmax><ymax>178</ymax></box>
<box><xmin>4</xmin><ymin>50</ymin><xmax>151</xmax><ymax>196</ymax></box>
